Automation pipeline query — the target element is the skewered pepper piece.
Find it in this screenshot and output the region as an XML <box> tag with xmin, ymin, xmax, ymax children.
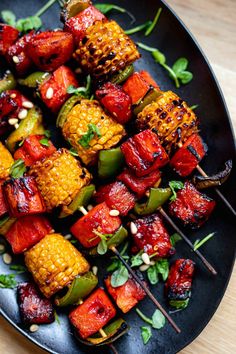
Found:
<box><xmin>25</xmin><ymin>233</ymin><xmax>90</xmax><ymax>298</ymax></box>
<box><xmin>165</xmin><ymin>259</ymin><xmax>195</xmax><ymax>309</ymax></box>
<box><xmin>69</xmin><ymin>288</ymin><xmax>116</xmax><ymax>339</ymax></box>
<box><xmin>136</xmin><ymin>91</ymin><xmax>198</xmax><ymax>154</ymax></box>
<box><xmin>96</xmin><ymin>82</ymin><xmax>132</xmax><ymax>125</ymax></box>
<box><xmin>14</xmin><ymin>134</ymin><xmax>56</xmax><ymax>167</ymax></box>
<box><xmin>0</xmin><ymin>71</ymin><xmax>17</xmax><ymax>93</ymax></box>
<box><xmin>0</xmin><ymin>24</ymin><xmax>19</xmax><ymax>56</ymax></box>
<box><xmin>74</xmin><ymin>20</ymin><xmax>140</xmax><ymax>80</ymax></box>
<box><xmin>98</xmin><ymin>147</ymin><xmax>124</xmax><ymax>179</ymax></box>
<box><xmin>29</xmin><ymin>148</ymin><xmax>91</xmax><ymax>211</ymax></box>
<box><xmin>134</xmin><ymin>187</ymin><xmax>172</xmax><ymax>215</ymax></box>
<box><xmin>111</xmin><ymin>65</ymin><xmax>134</xmax><ymax>85</ymax></box>
<box><xmin>39</xmin><ymin>65</ymin><xmax>79</xmax><ymax>113</ymax></box>
<box><xmin>169</xmin><ymin>182</ymin><xmax>216</xmax><ymax>228</ymax></box>
<box><xmin>170</xmin><ymin>134</ymin><xmax>207</xmax><ymax>177</ymax></box>
<box><xmin>105</xmin><ymin>275</ymin><xmax>146</xmax><ymax>313</ymax></box>
<box><xmin>62</xmin><ymin>99</ymin><xmax>126</xmax><ymax>165</ymax></box>
<box><xmin>3</xmin><ymin>177</ymin><xmax>46</xmax><ymax>218</ymax></box>
<box><xmin>0</xmin><ymin>142</ymin><xmax>14</xmax><ymax>178</ymax></box>
<box><xmin>117</xmin><ymin>168</ymin><xmax>161</xmax><ymax>198</ymax></box>
<box><xmin>0</xmin><ymin>179</ymin><xmax>8</xmax><ymax>218</ymax></box>
<box><xmin>95</xmin><ymin>181</ymin><xmax>136</xmax><ymax>216</ymax></box>
<box><xmin>5</xmin><ymin>215</ymin><xmax>52</xmax><ymax>254</ymax></box>
<box><xmin>61</xmin><ymin>0</ymin><xmax>92</xmax><ymax>22</ymax></box>
<box><xmin>139</xmin><ymin>70</ymin><xmax>159</xmax><ymax>89</ymax></box>
<box><xmin>71</xmin><ymin>202</ymin><xmax>122</xmax><ymax>248</ymax></box>
<box><xmin>121</xmin><ymin>129</ymin><xmax>169</xmax><ymax>177</ymax></box>
<box><xmin>0</xmin><ymin>89</ymin><xmax>30</xmax><ymax>121</ymax></box>
<box><xmin>18</xmin><ymin>282</ymin><xmax>55</xmax><ymax>324</ymax></box>
<box><xmin>64</xmin><ymin>5</ymin><xmax>106</xmax><ymax>44</ymax></box>
<box><xmin>131</xmin><ymin>214</ymin><xmax>175</xmax><ymax>257</ymax></box>
<box><xmin>56</xmin><ymin>94</ymin><xmax>82</xmax><ymax>128</ymax></box>
<box><xmin>27</xmin><ymin>31</ymin><xmax>74</xmax><ymax>72</ymax></box>
<box><xmin>18</xmin><ymin>72</ymin><xmax>49</xmax><ymax>88</ymax></box>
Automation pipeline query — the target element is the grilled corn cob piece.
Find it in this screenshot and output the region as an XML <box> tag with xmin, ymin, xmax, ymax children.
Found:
<box><xmin>62</xmin><ymin>99</ymin><xmax>126</xmax><ymax>165</ymax></box>
<box><xmin>25</xmin><ymin>233</ymin><xmax>90</xmax><ymax>298</ymax></box>
<box><xmin>136</xmin><ymin>91</ymin><xmax>198</xmax><ymax>153</ymax></box>
<box><xmin>74</xmin><ymin>20</ymin><xmax>140</xmax><ymax>79</ymax></box>
<box><xmin>0</xmin><ymin>142</ymin><xmax>14</xmax><ymax>179</ymax></box>
<box><xmin>29</xmin><ymin>148</ymin><xmax>91</xmax><ymax>211</ymax></box>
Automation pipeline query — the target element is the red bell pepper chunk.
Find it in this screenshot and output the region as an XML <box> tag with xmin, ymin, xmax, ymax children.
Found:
<box><xmin>5</xmin><ymin>215</ymin><xmax>52</xmax><ymax>254</ymax></box>
<box><xmin>170</xmin><ymin>134</ymin><xmax>207</xmax><ymax>177</ymax></box>
<box><xmin>14</xmin><ymin>135</ymin><xmax>56</xmax><ymax>167</ymax></box>
<box><xmin>96</xmin><ymin>82</ymin><xmax>132</xmax><ymax>124</ymax></box>
<box><xmin>3</xmin><ymin>176</ymin><xmax>46</xmax><ymax>218</ymax></box>
<box><xmin>117</xmin><ymin>168</ymin><xmax>161</xmax><ymax>197</ymax></box>
<box><xmin>6</xmin><ymin>31</ymin><xmax>35</xmax><ymax>76</ymax></box>
<box><xmin>95</xmin><ymin>181</ymin><xmax>136</xmax><ymax>216</ymax></box>
<box><xmin>139</xmin><ymin>70</ymin><xmax>159</xmax><ymax>89</ymax></box>
<box><xmin>0</xmin><ymin>91</ymin><xmax>17</xmax><ymax>120</ymax></box>
<box><xmin>0</xmin><ymin>24</ymin><xmax>19</xmax><ymax>56</ymax></box>
<box><xmin>168</xmin><ymin>182</ymin><xmax>216</xmax><ymax>228</ymax></box>
<box><xmin>123</xmin><ymin>72</ymin><xmax>150</xmax><ymax>105</ymax></box>
<box><xmin>64</xmin><ymin>5</ymin><xmax>106</xmax><ymax>44</ymax></box>
<box><xmin>27</xmin><ymin>31</ymin><xmax>74</xmax><ymax>72</ymax></box>
<box><xmin>131</xmin><ymin>214</ymin><xmax>175</xmax><ymax>257</ymax></box>
<box><xmin>39</xmin><ymin>65</ymin><xmax>78</xmax><ymax>113</ymax></box>
<box><xmin>71</xmin><ymin>202</ymin><xmax>122</xmax><ymax>248</ymax></box>
<box><xmin>69</xmin><ymin>288</ymin><xmax>116</xmax><ymax>339</ymax></box>
<box><xmin>121</xmin><ymin>130</ymin><xmax>169</xmax><ymax>177</ymax></box>
<box><xmin>105</xmin><ymin>275</ymin><xmax>146</xmax><ymax>313</ymax></box>
<box><xmin>0</xmin><ymin>179</ymin><xmax>8</xmax><ymax>217</ymax></box>
<box><xmin>18</xmin><ymin>282</ymin><xmax>55</xmax><ymax>324</ymax></box>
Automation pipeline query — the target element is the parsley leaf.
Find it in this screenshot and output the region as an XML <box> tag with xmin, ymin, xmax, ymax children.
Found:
<box><xmin>39</xmin><ymin>138</ymin><xmax>50</xmax><ymax>147</ymax></box>
<box><xmin>111</xmin><ymin>265</ymin><xmax>129</xmax><ymax>287</ymax></box>
<box><xmin>10</xmin><ymin>159</ymin><xmax>26</xmax><ymax>178</ymax></box>
<box><xmin>130</xmin><ymin>252</ymin><xmax>143</xmax><ymax>267</ymax></box>
<box><xmin>170</xmin><ymin>233</ymin><xmax>182</xmax><ymax>247</ymax></box>
<box><xmin>0</xmin><ymin>274</ymin><xmax>17</xmax><ymax>289</ymax></box>
<box><xmin>97</xmin><ymin>239</ymin><xmax>108</xmax><ymax>255</ymax></box>
<box><xmin>79</xmin><ymin>124</ymin><xmax>102</xmax><ymax>149</ymax></box>
<box><xmin>141</xmin><ymin>326</ymin><xmax>152</xmax><ymax>344</ymax></box>
<box><xmin>193</xmin><ymin>232</ymin><xmax>215</xmax><ymax>251</ymax></box>
<box><xmin>147</xmin><ymin>265</ymin><xmax>159</xmax><ymax>285</ymax></box>
<box><xmin>67</xmin><ymin>75</ymin><xmax>92</xmax><ymax>98</ymax></box>
<box><xmin>152</xmin><ymin>309</ymin><xmax>166</xmax><ymax>329</ymax></box>
<box><xmin>169</xmin><ymin>180</ymin><xmax>184</xmax><ymax>201</ymax></box>
<box><xmin>155</xmin><ymin>259</ymin><xmax>169</xmax><ymax>281</ymax></box>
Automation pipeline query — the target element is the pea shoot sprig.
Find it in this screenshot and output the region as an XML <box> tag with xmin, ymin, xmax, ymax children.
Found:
<box><xmin>125</xmin><ymin>7</ymin><xmax>162</xmax><ymax>36</ymax></box>
<box><xmin>136</xmin><ymin>308</ymin><xmax>166</xmax><ymax>344</ymax></box>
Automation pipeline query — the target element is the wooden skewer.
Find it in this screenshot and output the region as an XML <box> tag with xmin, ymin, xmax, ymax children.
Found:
<box><xmin>110</xmin><ymin>246</ymin><xmax>181</xmax><ymax>334</ymax></box>
<box><xmin>109</xmin><ymin>344</ymin><xmax>119</xmax><ymax>354</ymax></box>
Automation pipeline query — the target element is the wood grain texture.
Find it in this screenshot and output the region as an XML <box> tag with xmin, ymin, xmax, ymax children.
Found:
<box><xmin>0</xmin><ymin>0</ymin><xmax>235</xmax><ymax>353</ymax></box>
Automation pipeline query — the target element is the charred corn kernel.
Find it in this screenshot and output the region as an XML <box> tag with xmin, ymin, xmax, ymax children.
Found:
<box><xmin>29</xmin><ymin>148</ymin><xmax>91</xmax><ymax>211</ymax></box>
<box><xmin>74</xmin><ymin>20</ymin><xmax>140</xmax><ymax>79</ymax></box>
<box><xmin>136</xmin><ymin>91</ymin><xmax>198</xmax><ymax>153</ymax></box>
<box><xmin>62</xmin><ymin>99</ymin><xmax>125</xmax><ymax>165</ymax></box>
<box><xmin>25</xmin><ymin>233</ymin><xmax>90</xmax><ymax>298</ymax></box>
<box><xmin>0</xmin><ymin>142</ymin><xmax>14</xmax><ymax>178</ymax></box>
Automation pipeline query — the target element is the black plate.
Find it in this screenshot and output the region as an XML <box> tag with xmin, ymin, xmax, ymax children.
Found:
<box><xmin>0</xmin><ymin>1</ymin><xmax>235</xmax><ymax>353</ymax></box>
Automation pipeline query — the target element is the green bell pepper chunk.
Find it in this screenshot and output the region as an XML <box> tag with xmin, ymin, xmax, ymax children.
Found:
<box><xmin>134</xmin><ymin>187</ymin><xmax>172</xmax><ymax>215</ymax></box>
<box><xmin>0</xmin><ymin>71</ymin><xmax>17</xmax><ymax>93</ymax></box>
<box><xmin>59</xmin><ymin>184</ymin><xmax>95</xmax><ymax>218</ymax></box>
<box><xmin>18</xmin><ymin>72</ymin><xmax>49</xmax><ymax>88</ymax></box>
<box><xmin>98</xmin><ymin>147</ymin><xmax>124</xmax><ymax>179</ymax></box>
<box><xmin>55</xmin><ymin>271</ymin><xmax>98</xmax><ymax>307</ymax></box>
<box><xmin>111</xmin><ymin>65</ymin><xmax>134</xmax><ymax>85</ymax></box>
<box><xmin>133</xmin><ymin>88</ymin><xmax>162</xmax><ymax>115</ymax></box>
<box><xmin>56</xmin><ymin>95</ymin><xmax>83</xmax><ymax>128</ymax></box>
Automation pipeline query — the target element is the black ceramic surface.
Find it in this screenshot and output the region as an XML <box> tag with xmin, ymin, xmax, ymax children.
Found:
<box><xmin>0</xmin><ymin>1</ymin><xmax>235</xmax><ymax>353</ymax></box>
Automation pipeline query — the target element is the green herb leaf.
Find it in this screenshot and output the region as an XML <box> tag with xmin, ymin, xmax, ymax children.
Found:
<box><xmin>10</xmin><ymin>159</ymin><xmax>26</xmax><ymax>178</ymax></box>
<box><xmin>79</xmin><ymin>123</ymin><xmax>102</xmax><ymax>149</ymax></box>
<box><xmin>147</xmin><ymin>265</ymin><xmax>159</xmax><ymax>285</ymax></box>
<box><xmin>137</xmin><ymin>42</ymin><xmax>159</xmax><ymax>53</ymax></box>
<box><xmin>16</xmin><ymin>16</ymin><xmax>42</xmax><ymax>32</ymax></box>
<box><xmin>9</xmin><ymin>264</ymin><xmax>27</xmax><ymax>274</ymax></box>
<box><xmin>141</xmin><ymin>326</ymin><xmax>152</xmax><ymax>344</ymax></box>
<box><xmin>107</xmin><ymin>259</ymin><xmax>121</xmax><ymax>272</ymax></box>
<box><xmin>169</xmin><ymin>298</ymin><xmax>190</xmax><ymax>309</ymax></box>
<box><xmin>152</xmin><ymin>50</ymin><xmax>166</xmax><ymax>65</ymax></box>
<box><xmin>97</xmin><ymin>239</ymin><xmax>108</xmax><ymax>255</ymax></box>
<box><xmin>95</xmin><ymin>4</ymin><xmax>135</xmax><ymax>23</ymax></box>
<box><xmin>151</xmin><ymin>309</ymin><xmax>166</xmax><ymax>329</ymax></box>
<box><xmin>0</xmin><ymin>274</ymin><xmax>17</xmax><ymax>289</ymax></box>
<box><xmin>170</xmin><ymin>233</ymin><xmax>182</xmax><ymax>247</ymax></box>
<box><xmin>190</xmin><ymin>104</ymin><xmax>198</xmax><ymax>111</ymax></box>
<box><xmin>1</xmin><ymin>10</ymin><xmax>16</xmax><ymax>26</ymax></box>
<box><xmin>111</xmin><ymin>265</ymin><xmax>129</xmax><ymax>287</ymax></box>
<box><xmin>69</xmin><ymin>148</ymin><xmax>79</xmax><ymax>157</ymax></box>
<box><xmin>136</xmin><ymin>308</ymin><xmax>153</xmax><ymax>325</ymax></box>
<box><xmin>70</xmin><ymin>239</ymin><xmax>78</xmax><ymax>244</ymax></box>
<box><xmin>169</xmin><ymin>180</ymin><xmax>184</xmax><ymax>201</ymax></box>
<box><xmin>172</xmin><ymin>58</ymin><xmax>188</xmax><ymax>75</ymax></box>
<box><xmin>39</xmin><ymin>138</ymin><xmax>50</xmax><ymax>147</ymax></box>
<box><xmin>130</xmin><ymin>252</ymin><xmax>143</xmax><ymax>267</ymax></box>
<box><xmin>145</xmin><ymin>7</ymin><xmax>162</xmax><ymax>36</ymax></box>
<box><xmin>178</xmin><ymin>70</ymin><xmax>193</xmax><ymax>84</ymax></box>
<box><xmin>125</xmin><ymin>21</ymin><xmax>152</xmax><ymax>35</ymax></box>
<box><xmin>44</xmin><ymin>130</ymin><xmax>51</xmax><ymax>138</ymax></box>
<box><xmin>193</xmin><ymin>232</ymin><xmax>215</xmax><ymax>251</ymax></box>
<box><xmin>67</xmin><ymin>76</ymin><xmax>92</xmax><ymax>98</ymax></box>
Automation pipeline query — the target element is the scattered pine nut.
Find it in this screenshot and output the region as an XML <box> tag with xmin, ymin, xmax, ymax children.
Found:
<box><xmin>14</xmin><ymin>123</ymin><xmax>19</xmax><ymax>129</ymax></box>
<box><xmin>18</xmin><ymin>109</ymin><xmax>28</xmax><ymax>119</ymax></box>
<box><xmin>12</xmin><ymin>56</ymin><xmax>20</xmax><ymax>64</ymax></box>
<box><xmin>130</xmin><ymin>222</ymin><xmax>138</xmax><ymax>235</ymax></box>
<box><xmin>87</xmin><ymin>204</ymin><xmax>93</xmax><ymax>211</ymax></box>
<box><xmin>141</xmin><ymin>252</ymin><xmax>150</xmax><ymax>265</ymax></box>
<box><xmin>64</xmin><ymin>234</ymin><xmax>72</xmax><ymax>240</ymax></box>
<box><xmin>2</xmin><ymin>253</ymin><xmax>12</xmax><ymax>265</ymax></box>
<box><xmin>46</xmin><ymin>87</ymin><xmax>54</xmax><ymax>99</ymax></box>
<box><xmin>10</xmin><ymin>93</ymin><xmax>16</xmax><ymax>99</ymax></box>
<box><xmin>109</xmin><ymin>209</ymin><xmax>120</xmax><ymax>217</ymax></box>
<box><xmin>8</xmin><ymin>118</ymin><xmax>18</xmax><ymax>125</ymax></box>
<box><xmin>0</xmin><ymin>244</ymin><xmax>5</xmax><ymax>254</ymax></box>
<box><xmin>92</xmin><ymin>266</ymin><xmax>98</xmax><ymax>275</ymax></box>
<box><xmin>139</xmin><ymin>264</ymin><xmax>150</xmax><ymax>272</ymax></box>
<box><xmin>22</xmin><ymin>101</ymin><xmax>34</xmax><ymax>109</ymax></box>
<box><xmin>29</xmin><ymin>324</ymin><xmax>39</xmax><ymax>333</ymax></box>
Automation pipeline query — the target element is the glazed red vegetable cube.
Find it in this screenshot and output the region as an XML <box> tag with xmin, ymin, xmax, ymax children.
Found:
<box><xmin>18</xmin><ymin>282</ymin><xmax>55</xmax><ymax>324</ymax></box>
<box><xmin>105</xmin><ymin>275</ymin><xmax>146</xmax><ymax>313</ymax></box>
<box><xmin>118</xmin><ymin>168</ymin><xmax>161</xmax><ymax>197</ymax></box>
<box><xmin>39</xmin><ymin>65</ymin><xmax>78</xmax><ymax>113</ymax></box>
<box><xmin>96</xmin><ymin>82</ymin><xmax>132</xmax><ymax>124</ymax></box>
<box><xmin>95</xmin><ymin>181</ymin><xmax>136</xmax><ymax>216</ymax></box>
<box><xmin>6</xmin><ymin>31</ymin><xmax>35</xmax><ymax>76</ymax></box>
<box><xmin>27</xmin><ymin>31</ymin><xmax>74</xmax><ymax>72</ymax></box>
<box><xmin>121</xmin><ymin>130</ymin><xmax>169</xmax><ymax>177</ymax></box>
<box><xmin>0</xmin><ymin>24</ymin><xmax>19</xmax><ymax>56</ymax></box>
<box><xmin>69</xmin><ymin>288</ymin><xmax>116</xmax><ymax>339</ymax></box>
<box><xmin>3</xmin><ymin>177</ymin><xmax>46</xmax><ymax>218</ymax></box>
<box><xmin>139</xmin><ymin>70</ymin><xmax>159</xmax><ymax>89</ymax></box>
<box><xmin>64</xmin><ymin>5</ymin><xmax>106</xmax><ymax>44</ymax></box>
<box><xmin>5</xmin><ymin>215</ymin><xmax>52</xmax><ymax>254</ymax></box>
<box><xmin>168</xmin><ymin>182</ymin><xmax>216</xmax><ymax>228</ymax></box>
<box><xmin>71</xmin><ymin>202</ymin><xmax>122</xmax><ymax>248</ymax></box>
<box><xmin>170</xmin><ymin>134</ymin><xmax>207</xmax><ymax>177</ymax></box>
<box><xmin>165</xmin><ymin>259</ymin><xmax>195</xmax><ymax>301</ymax></box>
<box><xmin>0</xmin><ymin>179</ymin><xmax>8</xmax><ymax>217</ymax></box>
<box><xmin>14</xmin><ymin>135</ymin><xmax>56</xmax><ymax>167</ymax></box>
<box><xmin>0</xmin><ymin>91</ymin><xmax>17</xmax><ymax>120</ymax></box>
<box><xmin>132</xmin><ymin>214</ymin><xmax>175</xmax><ymax>257</ymax></box>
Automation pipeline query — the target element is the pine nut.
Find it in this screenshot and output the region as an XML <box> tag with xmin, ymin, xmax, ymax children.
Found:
<box><xmin>139</xmin><ymin>264</ymin><xmax>150</xmax><ymax>272</ymax></box>
<box><xmin>10</xmin><ymin>93</ymin><xmax>16</xmax><ymax>99</ymax></box>
<box><xmin>2</xmin><ymin>253</ymin><xmax>12</xmax><ymax>265</ymax></box>
<box><xmin>18</xmin><ymin>109</ymin><xmax>28</xmax><ymax>119</ymax></box>
<box><xmin>141</xmin><ymin>252</ymin><xmax>150</xmax><ymax>265</ymax></box>
<box><xmin>92</xmin><ymin>266</ymin><xmax>98</xmax><ymax>275</ymax></box>
<box><xmin>29</xmin><ymin>324</ymin><xmax>39</xmax><ymax>333</ymax></box>
<box><xmin>87</xmin><ymin>204</ymin><xmax>93</xmax><ymax>211</ymax></box>
<box><xmin>14</xmin><ymin>123</ymin><xmax>19</xmax><ymax>129</ymax></box>
<box><xmin>130</xmin><ymin>222</ymin><xmax>138</xmax><ymax>235</ymax></box>
<box><xmin>22</xmin><ymin>101</ymin><xmax>34</xmax><ymax>109</ymax></box>
<box><xmin>8</xmin><ymin>118</ymin><xmax>18</xmax><ymax>125</ymax></box>
<box><xmin>0</xmin><ymin>244</ymin><xmax>5</xmax><ymax>254</ymax></box>
<box><xmin>64</xmin><ymin>234</ymin><xmax>72</xmax><ymax>240</ymax></box>
<box><xmin>46</xmin><ymin>87</ymin><xmax>54</xmax><ymax>99</ymax></box>
<box><xmin>12</xmin><ymin>56</ymin><xmax>20</xmax><ymax>64</ymax></box>
<box><xmin>109</xmin><ymin>209</ymin><xmax>120</xmax><ymax>216</ymax></box>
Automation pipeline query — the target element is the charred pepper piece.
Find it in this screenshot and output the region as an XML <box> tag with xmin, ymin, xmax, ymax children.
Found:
<box><xmin>0</xmin><ymin>24</ymin><xmax>19</xmax><ymax>56</ymax></box>
<box><xmin>18</xmin><ymin>282</ymin><xmax>55</xmax><ymax>324</ymax></box>
<box><xmin>69</xmin><ymin>288</ymin><xmax>116</xmax><ymax>339</ymax></box>
<box><xmin>98</xmin><ymin>147</ymin><xmax>125</xmax><ymax>179</ymax></box>
<box><xmin>165</xmin><ymin>259</ymin><xmax>195</xmax><ymax>309</ymax></box>
<box><xmin>25</xmin><ymin>233</ymin><xmax>90</xmax><ymax>298</ymax></box>
<box><xmin>0</xmin><ymin>142</ymin><xmax>14</xmax><ymax>179</ymax></box>
<box><xmin>134</xmin><ymin>187</ymin><xmax>172</xmax><ymax>216</ymax></box>
<box><xmin>3</xmin><ymin>177</ymin><xmax>46</xmax><ymax>218</ymax></box>
<box><xmin>121</xmin><ymin>129</ymin><xmax>169</xmax><ymax>177</ymax></box>
<box><xmin>0</xmin><ymin>71</ymin><xmax>17</xmax><ymax>93</ymax></box>
<box><xmin>169</xmin><ymin>181</ymin><xmax>216</xmax><ymax>228</ymax></box>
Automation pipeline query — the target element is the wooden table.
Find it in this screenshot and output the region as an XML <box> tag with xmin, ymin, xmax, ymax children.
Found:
<box><xmin>0</xmin><ymin>0</ymin><xmax>235</xmax><ymax>353</ymax></box>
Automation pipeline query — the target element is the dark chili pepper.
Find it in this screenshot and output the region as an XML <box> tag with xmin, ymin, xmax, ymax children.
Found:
<box><xmin>18</xmin><ymin>72</ymin><xmax>49</xmax><ymax>88</ymax></box>
<box><xmin>56</xmin><ymin>94</ymin><xmax>83</xmax><ymax>128</ymax></box>
<box><xmin>98</xmin><ymin>147</ymin><xmax>125</xmax><ymax>178</ymax></box>
<box><xmin>0</xmin><ymin>71</ymin><xmax>17</xmax><ymax>93</ymax></box>
<box><xmin>111</xmin><ymin>65</ymin><xmax>134</xmax><ymax>85</ymax></box>
<box><xmin>133</xmin><ymin>88</ymin><xmax>162</xmax><ymax>115</ymax></box>
<box><xmin>134</xmin><ymin>187</ymin><xmax>172</xmax><ymax>215</ymax></box>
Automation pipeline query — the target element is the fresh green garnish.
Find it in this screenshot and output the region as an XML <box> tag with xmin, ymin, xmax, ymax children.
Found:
<box><xmin>1</xmin><ymin>10</ymin><xmax>16</xmax><ymax>26</ymax></box>
<box><xmin>95</xmin><ymin>4</ymin><xmax>136</xmax><ymax>24</ymax></box>
<box><xmin>69</xmin><ymin>147</ymin><xmax>79</xmax><ymax>157</ymax></box>
<box><xmin>147</xmin><ymin>265</ymin><xmax>159</xmax><ymax>285</ymax></box>
<box><xmin>190</xmin><ymin>104</ymin><xmax>198</xmax><ymax>111</ymax></box>
<box><xmin>147</xmin><ymin>259</ymin><xmax>169</xmax><ymax>285</ymax></box>
<box><xmin>67</xmin><ymin>75</ymin><xmax>92</xmax><ymax>98</ymax></box>
<box><xmin>130</xmin><ymin>252</ymin><xmax>143</xmax><ymax>267</ymax></box>
<box><xmin>170</xmin><ymin>233</ymin><xmax>182</xmax><ymax>247</ymax></box>
<box><xmin>169</xmin><ymin>298</ymin><xmax>189</xmax><ymax>309</ymax></box>
<box><xmin>70</xmin><ymin>239</ymin><xmax>78</xmax><ymax>244</ymax></box>
<box><xmin>141</xmin><ymin>326</ymin><xmax>152</xmax><ymax>344</ymax></box>
<box><xmin>97</xmin><ymin>239</ymin><xmax>108</xmax><ymax>255</ymax></box>
<box><xmin>125</xmin><ymin>21</ymin><xmax>152</xmax><ymax>35</ymax></box>
<box><xmin>78</xmin><ymin>123</ymin><xmax>102</xmax><ymax>149</ymax></box>
<box><xmin>39</xmin><ymin>138</ymin><xmax>50</xmax><ymax>147</ymax></box>
<box><xmin>10</xmin><ymin>159</ymin><xmax>26</xmax><ymax>178</ymax></box>
<box><xmin>172</xmin><ymin>57</ymin><xmax>193</xmax><ymax>85</ymax></box>
<box><xmin>107</xmin><ymin>258</ymin><xmax>121</xmax><ymax>272</ymax></box>
<box><xmin>145</xmin><ymin>7</ymin><xmax>162</xmax><ymax>36</ymax></box>
<box><xmin>44</xmin><ymin>130</ymin><xmax>51</xmax><ymax>138</ymax></box>
<box><xmin>9</xmin><ymin>264</ymin><xmax>26</xmax><ymax>274</ymax></box>
<box><xmin>193</xmin><ymin>232</ymin><xmax>215</xmax><ymax>251</ymax></box>
<box><xmin>54</xmin><ymin>310</ymin><xmax>61</xmax><ymax>325</ymax></box>
<box><xmin>111</xmin><ymin>265</ymin><xmax>129</xmax><ymax>287</ymax></box>
<box><xmin>16</xmin><ymin>16</ymin><xmax>42</xmax><ymax>32</ymax></box>
<box><xmin>136</xmin><ymin>308</ymin><xmax>165</xmax><ymax>331</ymax></box>
<box><xmin>169</xmin><ymin>180</ymin><xmax>184</xmax><ymax>201</ymax></box>
<box><xmin>0</xmin><ymin>274</ymin><xmax>17</xmax><ymax>289</ymax></box>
